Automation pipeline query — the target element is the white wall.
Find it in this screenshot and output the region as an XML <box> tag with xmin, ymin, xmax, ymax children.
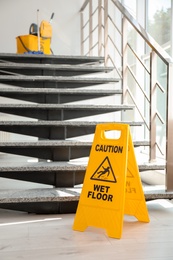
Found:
<box><xmin>0</xmin><ymin>0</ymin><xmax>82</xmax><ymax>55</ymax></box>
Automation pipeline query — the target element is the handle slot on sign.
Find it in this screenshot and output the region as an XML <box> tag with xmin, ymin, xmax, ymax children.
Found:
<box><xmin>104</xmin><ymin>130</ymin><xmax>121</xmax><ymax>140</ymax></box>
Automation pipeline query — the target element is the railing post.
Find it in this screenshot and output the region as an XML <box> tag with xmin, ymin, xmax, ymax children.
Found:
<box><xmin>150</xmin><ymin>51</ymin><xmax>157</xmax><ymax>162</ymax></box>
<box><xmin>104</xmin><ymin>0</ymin><xmax>108</xmax><ymax>65</ymax></box>
<box><xmin>98</xmin><ymin>0</ymin><xmax>102</xmax><ymax>56</ymax></box>
<box><xmin>122</xmin><ymin>17</ymin><xmax>128</xmax><ymax>105</ymax></box>
<box><xmin>166</xmin><ymin>62</ymin><xmax>173</xmax><ymax>191</ymax></box>
<box><xmin>89</xmin><ymin>0</ymin><xmax>93</xmax><ymax>56</ymax></box>
<box><xmin>80</xmin><ymin>11</ymin><xmax>84</xmax><ymax>55</ymax></box>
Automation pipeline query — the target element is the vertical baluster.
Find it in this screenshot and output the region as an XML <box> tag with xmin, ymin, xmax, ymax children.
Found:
<box><xmin>98</xmin><ymin>0</ymin><xmax>102</xmax><ymax>56</ymax></box>
<box><xmin>89</xmin><ymin>0</ymin><xmax>93</xmax><ymax>56</ymax></box>
<box><xmin>104</xmin><ymin>0</ymin><xmax>108</xmax><ymax>65</ymax></box>
<box><xmin>150</xmin><ymin>50</ymin><xmax>157</xmax><ymax>162</ymax></box>
<box><xmin>80</xmin><ymin>11</ymin><xmax>84</xmax><ymax>55</ymax></box>
<box><xmin>166</xmin><ymin>62</ymin><xmax>173</xmax><ymax>191</ymax></box>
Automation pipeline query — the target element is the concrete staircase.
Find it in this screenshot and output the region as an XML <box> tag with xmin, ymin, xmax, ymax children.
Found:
<box><xmin>0</xmin><ymin>53</ymin><xmax>168</xmax><ymax>214</ymax></box>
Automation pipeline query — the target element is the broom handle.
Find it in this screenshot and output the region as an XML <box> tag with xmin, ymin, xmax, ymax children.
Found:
<box><xmin>37</xmin><ymin>9</ymin><xmax>40</xmax><ymax>51</ymax></box>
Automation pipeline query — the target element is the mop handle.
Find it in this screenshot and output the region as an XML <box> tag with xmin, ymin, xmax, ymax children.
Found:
<box><xmin>37</xmin><ymin>9</ymin><xmax>40</xmax><ymax>51</ymax></box>
<box><xmin>49</xmin><ymin>13</ymin><xmax>55</xmax><ymax>24</ymax></box>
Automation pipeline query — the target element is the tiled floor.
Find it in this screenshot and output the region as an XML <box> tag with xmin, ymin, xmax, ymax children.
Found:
<box><xmin>0</xmin><ymin>199</ymin><xmax>173</xmax><ymax>260</ymax></box>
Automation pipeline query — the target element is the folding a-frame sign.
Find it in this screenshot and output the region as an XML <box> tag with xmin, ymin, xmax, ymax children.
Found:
<box><xmin>73</xmin><ymin>123</ymin><xmax>150</xmax><ymax>239</ymax></box>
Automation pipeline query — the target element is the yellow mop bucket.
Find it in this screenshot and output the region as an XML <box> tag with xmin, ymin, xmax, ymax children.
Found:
<box><xmin>16</xmin><ymin>35</ymin><xmax>51</xmax><ymax>54</ymax></box>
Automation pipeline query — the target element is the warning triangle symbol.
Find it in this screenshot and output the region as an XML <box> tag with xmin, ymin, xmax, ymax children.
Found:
<box><xmin>127</xmin><ymin>169</ymin><xmax>134</xmax><ymax>178</ymax></box>
<box><xmin>90</xmin><ymin>156</ymin><xmax>117</xmax><ymax>183</ymax></box>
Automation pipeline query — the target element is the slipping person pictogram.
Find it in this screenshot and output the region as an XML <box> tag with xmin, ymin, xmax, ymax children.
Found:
<box><xmin>91</xmin><ymin>156</ymin><xmax>117</xmax><ymax>183</ymax></box>
<box><xmin>97</xmin><ymin>166</ymin><xmax>110</xmax><ymax>178</ymax></box>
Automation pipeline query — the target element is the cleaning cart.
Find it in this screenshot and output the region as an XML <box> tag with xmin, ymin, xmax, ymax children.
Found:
<box><xmin>16</xmin><ymin>11</ymin><xmax>54</xmax><ymax>54</ymax></box>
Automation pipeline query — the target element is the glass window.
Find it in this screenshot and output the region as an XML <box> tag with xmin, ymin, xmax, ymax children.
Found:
<box><xmin>147</xmin><ymin>0</ymin><xmax>171</xmax><ymax>48</ymax></box>
<box><xmin>147</xmin><ymin>0</ymin><xmax>171</xmax><ymax>156</ymax></box>
<box><xmin>122</xmin><ymin>0</ymin><xmax>136</xmax><ymax>18</ymax></box>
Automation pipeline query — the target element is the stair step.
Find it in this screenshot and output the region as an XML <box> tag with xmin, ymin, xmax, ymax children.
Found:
<box><xmin>0</xmin><ymin>140</ymin><xmax>150</xmax><ymax>161</ymax></box>
<box><xmin>0</xmin><ymin>53</ymin><xmax>105</xmax><ymax>65</ymax></box>
<box><xmin>0</xmin><ymin>104</ymin><xmax>133</xmax><ymax>120</ymax></box>
<box><xmin>0</xmin><ymin>188</ymin><xmax>81</xmax><ymax>214</ymax></box>
<box><xmin>139</xmin><ymin>164</ymin><xmax>165</xmax><ymax>171</ymax></box>
<box><xmin>0</xmin><ymin>161</ymin><xmax>165</xmax><ymax>173</ymax></box>
<box><xmin>0</xmin><ymin>120</ymin><xmax>143</xmax><ymax>126</ymax></box>
<box><xmin>0</xmin><ymin>186</ymin><xmax>171</xmax><ymax>203</ymax></box>
<box><xmin>0</xmin><ymin>161</ymin><xmax>87</xmax><ymax>187</ymax></box>
<box><xmin>132</xmin><ymin>140</ymin><xmax>150</xmax><ymax>147</ymax></box>
<box><xmin>0</xmin><ymin>140</ymin><xmax>92</xmax><ymax>161</ymax></box>
<box><xmin>0</xmin><ymin>120</ymin><xmax>143</xmax><ymax>139</ymax></box>
<box><xmin>0</xmin><ymin>87</ymin><xmax>120</xmax><ymax>95</ymax></box>
<box><xmin>0</xmin><ymin>161</ymin><xmax>165</xmax><ymax>187</ymax></box>
<box><xmin>0</xmin><ymin>185</ymin><xmax>172</xmax><ymax>214</ymax></box>
<box><xmin>0</xmin><ymin>140</ymin><xmax>150</xmax><ymax>147</ymax></box>
<box><xmin>0</xmin><ymin>75</ymin><xmax>119</xmax><ymax>88</ymax></box>
<box><xmin>0</xmin><ymin>161</ymin><xmax>87</xmax><ymax>172</ymax></box>
<box><xmin>0</xmin><ymin>63</ymin><xmax>114</xmax><ymax>76</ymax></box>
<box><xmin>0</xmin><ymin>88</ymin><xmax>121</xmax><ymax>103</ymax></box>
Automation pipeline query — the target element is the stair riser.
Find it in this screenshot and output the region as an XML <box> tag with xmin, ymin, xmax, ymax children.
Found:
<box><xmin>0</xmin><ymin>171</ymin><xmax>85</xmax><ymax>187</ymax></box>
<box><xmin>0</xmin><ymin>201</ymin><xmax>78</xmax><ymax>214</ymax></box>
<box><xmin>0</xmin><ymin>108</ymin><xmax>124</xmax><ymax>120</ymax></box>
<box><xmin>0</xmin><ymin>93</ymin><xmax>114</xmax><ymax>104</ymax></box>
<box><xmin>0</xmin><ymin>69</ymin><xmax>108</xmax><ymax>77</ymax></box>
<box><xmin>0</xmin><ymin>125</ymin><xmax>96</xmax><ymax>139</ymax></box>
<box><xmin>0</xmin><ymin>146</ymin><xmax>91</xmax><ymax>160</ymax></box>
<box><xmin>0</xmin><ymin>81</ymin><xmax>109</xmax><ymax>88</ymax></box>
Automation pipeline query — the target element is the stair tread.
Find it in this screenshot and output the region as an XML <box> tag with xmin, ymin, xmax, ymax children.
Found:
<box><xmin>0</xmin><ymin>188</ymin><xmax>80</xmax><ymax>203</ymax></box>
<box><xmin>0</xmin><ymin>140</ymin><xmax>150</xmax><ymax>146</ymax></box>
<box><xmin>0</xmin><ymin>104</ymin><xmax>133</xmax><ymax>109</ymax></box>
<box><xmin>0</xmin><ymin>88</ymin><xmax>121</xmax><ymax>94</ymax></box>
<box><xmin>0</xmin><ymin>161</ymin><xmax>165</xmax><ymax>172</ymax></box>
<box><xmin>139</xmin><ymin>163</ymin><xmax>165</xmax><ymax>171</ymax></box>
<box><xmin>0</xmin><ymin>161</ymin><xmax>87</xmax><ymax>171</ymax></box>
<box><xmin>0</xmin><ymin>120</ymin><xmax>143</xmax><ymax>126</ymax></box>
<box><xmin>0</xmin><ymin>63</ymin><xmax>114</xmax><ymax>72</ymax></box>
<box><xmin>0</xmin><ymin>185</ymin><xmax>172</xmax><ymax>204</ymax></box>
<box><xmin>0</xmin><ymin>140</ymin><xmax>92</xmax><ymax>146</ymax></box>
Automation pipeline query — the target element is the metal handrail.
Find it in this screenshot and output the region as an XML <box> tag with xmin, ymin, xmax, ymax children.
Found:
<box><xmin>112</xmin><ymin>0</ymin><xmax>173</xmax><ymax>64</ymax></box>
<box><xmin>80</xmin><ymin>0</ymin><xmax>89</xmax><ymax>12</ymax></box>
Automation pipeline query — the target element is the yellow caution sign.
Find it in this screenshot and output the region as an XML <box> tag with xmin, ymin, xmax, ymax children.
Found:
<box><xmin>73</xmin><ymin>123</ymin><xmax>149</xmax><ymax>239</ymax></box>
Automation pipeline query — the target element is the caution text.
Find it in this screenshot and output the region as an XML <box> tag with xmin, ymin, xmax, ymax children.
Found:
<box><xmin>95</xmin><ymin>144</ymin><xmax>123</xmax><ymax>153</ymax></box>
